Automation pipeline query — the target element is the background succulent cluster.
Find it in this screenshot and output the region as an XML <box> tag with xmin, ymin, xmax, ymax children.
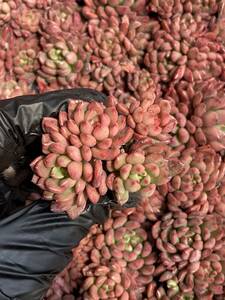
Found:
<box><xmin>2</xmin><ymin>0</ymin><xmax>225</xmax><ymax>299</ymax></box>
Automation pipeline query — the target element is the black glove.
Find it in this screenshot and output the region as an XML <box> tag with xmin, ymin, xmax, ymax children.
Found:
<box><xmin>0</xmin><ymin>88</ymin><xmax>110</xmax><ymax>300</ymax></box>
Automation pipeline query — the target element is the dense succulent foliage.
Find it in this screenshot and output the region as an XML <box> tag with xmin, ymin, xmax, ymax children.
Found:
<box><xmin>2</xmin><ymin>0</ymin><xmax>225</xmax><ymax>299</ymax></box>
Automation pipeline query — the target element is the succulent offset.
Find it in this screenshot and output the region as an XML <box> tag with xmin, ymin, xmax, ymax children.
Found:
<box><xmin>30</xmin><ymin>98</ymin><xmax>136</xmax><ymax>218</ymax></box>
<box><xmin>151</xmin><ymin>210</ymin><xmax>225</xmax><ymax>299</ymax></box>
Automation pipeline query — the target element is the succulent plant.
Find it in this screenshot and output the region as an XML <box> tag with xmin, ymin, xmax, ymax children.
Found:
<box><xmin>40</xmin><ymin>0</ymin><xmax>85</xmax><ymax>40</ymax></box>
<box><xmin>185</xmin><ymin>36</ymin><xmax>225</xmax><ymax>82</ymax></box>
<box><xmin>144</xmin><ymin>29</ymin><xmax>189</xmax><ymax>83</ymax></box>
<box><xmin>106</xmin><ymin>146</ymin><xmax>180</xmax><ymax>204</ymax></box>
<box><xmin>30</xmin><ymin>99</ymin><xmax>134</xmax><ymax>218</ymax></box>
<box><xmin>147</xmin><ymin>0</ymin><xmax>183</xmax><ymax>19</ymax></box>
<box><xmin>80</xmin><ymin>261</ymin><xmax>142</xmax><ymax>299</ymax></box>
<box><xmin>0</xmin><ymin>78</ymin><xmax>33</xmax><ymax>100</ymax></box>
<box><xmin>37</xmin><ymin>37</ymin><xmax>88</xmax><ymax>87</ymax></box>
<box><xmin>107</xmin><ymin>93</ymin><xmax>176</xmax><ymax>142</ymax></box>
<box><xmin>188</xmin><ymin>79</ymin><xmax>225</xmax><ymax>151</ymax></box>
<box><xmin>75</xmin><ymin>208</ymin><xmax>156</xmax><ymax>299</ymax></box>
<box><xmin>11</xmin><ymin>3</ymin><xmax>42</xmax><ymax>37</ymax></box>
<box><xmin>193</xmin><ymin>253</ymin><xmax>225</xmax><ymax>299</ymax></box>
<box><xmin>137</xmin><ymin>190</ymin><xmax>166</xmax><ymax>221</ymax></box>
<box><xmin>83</xmin><ymin>14</ymin><xmax>152</xmax><ymax>91</ymax></box>
<box><xmin>151</xmin><ymin>211</ymin><xmax>225</xmax><ymax>296</ymax></box>
<box><xmin>11</xmin><ymin>35</ymin><xmax>39</xmax><ymax>83</ymax></box>
<box><xmin>147</xmin><ymin>0</ymin><xmax>220</xmax><ymax>25</ymax></box>
<box><xmin>127</xmin><ymin>68</ymin><xmax>160</xmax><ymax>103</ymax></box>
<box><xmin>82</xmin><ymin>0</ymin><xmax>148</xmax><ymax>21</ymax></box>
<box><xmin>167</xmin><ymin>146</ymin><xmax>225</xmax><ymax>215</ymax></box>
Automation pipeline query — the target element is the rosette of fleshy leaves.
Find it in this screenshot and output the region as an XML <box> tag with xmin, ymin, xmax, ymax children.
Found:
<box><xmin>166</xmin><ymin>78</ymin><xmax>225</xmax><ymax>152</ymax></box>
<box><xmin>10</xmin><ymin>3</ymin><xmax>42</xmax><ymax>37</ymax></box>
<box><xmin>0</xmin><ymin>78</ymin><xmax>33</xmax><ymax>100</ymax></box>
<box><xmin>147</xmin><ymin>0</ymin><xmax>183</xmax><ymax>19</ymax></box>
<box><xmin>126</xmin><ymin>68</ymin><xmax>161</xmax><ymax>103</ymax></box>
<box><xmin>193</xmin><ymin>252</ymin><xmax>225</xmax><ymax>299</ymax></box>
<box><xmin>83</xmin><ymin>14</ymin><xmax>153</xmax><ymax>92</ymax></box>
<box><xmin>107</xmin><ymin>94</ymin><xmax>176</xmax><ymax>142</ymax></box>
<box><xmin>151</xmin><ymin>210</ymin><xmax>225</xmax><ymax>298</ymax></box>
<box><xmin>86</xmin><ymin>14</ymin><xmax>152</xmax><ymax>65</ymax></box>
<box><xmin>11</xmin><ymin>36</ymin><xmax>40</xmax><ymax>83</ymax></box>
<box><xmin>106</xmin><ymin>143</ymin><xmax>183</xmax><ymax>205</ymax></box>
<box><xmin>82</xmin><ymin>0</ymin><xmax>147</xmax><ymax>21</ymax></box>
<box><xmin>152</xmin><ymin>211</ymin><xmax>225</xmax><ymax>299</ymax></box>
<box><xmin>163</xmin><ymin>12</ymin><xmax>208</xmax><ymax>43</ymax></box>
<box><xmin>170</xmin><ymin>35</ymin><xmax>225</xmax><ymax>87</ymax></box>
<box><xmin>79</xmin><ymin>261</ymin><xmax>144</xmax><ymax>300</ymax></box>
<box><xmin>76</xmin><ymin>208</ymin><xmax>157</xmax><ymax>299</ymax></box>
<box><xmin>39</xmin><ymin>0</ymin><xmax>86</xmax><ymax>40</ymax></box>
<box><xmin>165</xmin><ymin>86</ymin><xmax>193</xmax><ymax>150</ymax></box>
<box><xmin>31</xmin><ymin>99</ymin><xmax>134</xmax><ymax>218</ymax></box>
<box><xmin>167</xmin><ymin>146</ymin><xmax>225</xmax><ymax>216</ymax></box>
<box><xmin>136</xmin><ymin>190</ymin><xmax>166</xmax><ymax>222</ymax></box>
<box><xmin>144</xmin><ymin>29</ymin><xmax>189</xmax><ymax>83</ymax></box>
<box><xmin>37</xmin><ymin>36</ymin><xmax>89</xmax><ymax>88</ymax></box>
<box><xmin>188</xmin><ymin>79</ymin><xmax>225</xmax><ymax>152</ymax></box>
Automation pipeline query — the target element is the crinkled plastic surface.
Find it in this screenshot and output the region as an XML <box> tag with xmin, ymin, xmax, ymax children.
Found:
<box><xmin>0</xmin><ymin>200</ymin><xmax>109</xmax><ymax>300</ymax></box>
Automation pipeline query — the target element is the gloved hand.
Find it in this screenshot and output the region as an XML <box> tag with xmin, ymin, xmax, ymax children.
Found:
<box><xmin>0</xmin><ymin>88</ymin><xmax>110</xmax><ymax>300</ymax></box>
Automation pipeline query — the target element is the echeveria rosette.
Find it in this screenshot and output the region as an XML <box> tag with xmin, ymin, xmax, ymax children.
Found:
<box><xmin>185</xmin><ymin>36</ymin><xmax>225</xmax><ymax>83</ymax></box>
<box><xmin>193</xmin><ymin>254</ymin><xmax>225</xmax><ymax>299</ymax></box>
<box><xmin>144</xmin><ymin>30</ymin><xmax>189</xmax><ymax>84</ymax></box>
<box><xmin>186</xmin><ymin>0</ymin><xmax>220</xmax><ymax>21</ymax></box>
<box><xmin>11</xmin><ymin>3</ymin><xmax>42</xmax><ymax>37</ymax></box>
<box><xmin>85</xmin><ymin>14</ymin><xmax>152</xmax><ymax>82</ymax></box>
<box><xmin>136</xmin><ymin>190</ymin><xmax>166</xmax><ymax>222</ymax></box>
<box><xmin>80</xmin><ymin>261</ymin><xmax>144</xmax><ymax>300</ymax></box>
<box><xmin>0</xmin><ymin>78</ymin><xmax>33</xmax><ymax>100</ymax></box>
<box><xmin>77</xmin><ymin>208</ymin><xmax>156</xmax><ymax>299</ymax></box>
<box><xmin>31</xmin><ymin>99</ymin><xmax>134</xmax><ymax>218</ymax></box>
<box><xmin>163</xmin><ymin>12</ymin><xmax>207</xmax><ymax>44</ymax></box>
<box><xmin>167</xmin><ymin>146</ymin><xmax>225</xmax><ymax>216</ymax></box>
<box><xmin>37</xmin><ymin>37</ymin><xmax>88</xmax><ymax>87</ymax></box>
<box><xmin>106</xmin><ymin>151</ymin><xmax>156</xmax><ymax>205</ymax></box>
<box><xmin>147</xmin><ymin>0</ymin><xmax>183</xmax><ymax>19</ymax></box>
<box><xmin>107</xmin><ymin>94</ymin><xmax>176</xmax><ymax>143</ymax></box>
<box><xmin>151</xmin><ymin>211</ymin><xmax>225</xmax><ymax>297</ymax></box>
<box><xmin>189</xmin><ymin>79</ymin><xmax>225</xmax><ymax>152</ymax></box>
<box><xmin>106</xmin><ymin>143</ymin><xmax>183</xmax><ymax>205</ymax></box>
<box><xmin>12</xmin><ymin>36</ymin><xmax>39</xmax><ymax>83</ymax></box>
<box><xmin>127</xmin><ymin>68</ymin><xmax>160</xmax><ymax>104</ymax></box>
<box><xmin>82</xmin><ymin>0</ymin><xmax>147</xmax><ymax>20</ymax></box>
<box><xmin>40</xmin><ymin>0</ymin><xmax>85</xmax><ymax>40</ymax></box>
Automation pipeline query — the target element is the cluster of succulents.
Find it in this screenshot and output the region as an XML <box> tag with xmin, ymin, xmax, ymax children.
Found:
<box><xmin>2</xmin><ymin>1</ymin><xmax>225</xmax><ymax>300</ymax></box>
